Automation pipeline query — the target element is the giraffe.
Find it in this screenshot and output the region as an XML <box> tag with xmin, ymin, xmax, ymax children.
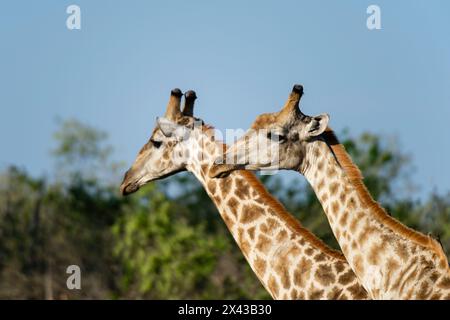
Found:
<box><xmin>120</xmin><ymin>88</ymin><xmax>369</xmax><ymax>299</ymax></box>
<box><xmin>210</xmin><ymin>84</ymin><xmax>450</xmax><ymax>300</ymax></box>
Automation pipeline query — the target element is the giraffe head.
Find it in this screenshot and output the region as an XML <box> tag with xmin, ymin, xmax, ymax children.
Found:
<box><xmin>120</xmin><ymin>88</ymin><xmax>205</xmax><ymax>195</ymax></box>
<box><xmin>210</xmin><ymin>84</ymin><xmax>330</xmax><ymax>178</ymax></box>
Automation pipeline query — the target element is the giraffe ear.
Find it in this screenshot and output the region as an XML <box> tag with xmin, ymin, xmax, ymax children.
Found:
<box><xmin>306</xmin><ymin>113</ymin><xmax>329</xmax><ymax>137</ymax></box>
<box><xmin>157</xmin><ymin>117</ymin><xmax>190</xmax><ymax>141</ymax></box>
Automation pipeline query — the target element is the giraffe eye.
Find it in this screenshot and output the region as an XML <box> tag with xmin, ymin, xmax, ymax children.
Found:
<box><xmin>267</xmin><ymin>132</ymin><xmax>286</xmax><ymax>142</ymax></box>
<box><xmin>150</xmin><ymin>139</ymin><xmax>162</xmax><ymax>148</ymax></box>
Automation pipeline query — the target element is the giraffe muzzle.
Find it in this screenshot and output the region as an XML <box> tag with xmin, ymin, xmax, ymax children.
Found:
<box><xmin>120</xmin><ymin>180</ymin><xmax>140</xmax><ymax>196</ymax></box>
<box><xmin>120</xmin><ymin>168</ymin><xmax>141</xmax><ymax>196</ymax></box>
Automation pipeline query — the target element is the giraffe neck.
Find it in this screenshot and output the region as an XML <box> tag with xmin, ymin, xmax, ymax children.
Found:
<box><xmin>184</xmin><ymin>129</ymin><xmax>368</xmax><ymax>300</ymax></box>
<box><xmin>301</xmin><ymin>136</ymin><xmax>450</xmax><ymax>299</ymax></box>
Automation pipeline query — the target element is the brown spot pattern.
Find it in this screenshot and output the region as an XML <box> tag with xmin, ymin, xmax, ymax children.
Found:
<box><xmin>339</xmin><ymin>192</ymin><xmax>347</xmax><ymax>205</ymax></box>
<box><xmin>254</xmin><ymin>256</ymin><xmax>267</xmax><ymax>277</ymax></box>
<box><xmin>416</xmin><ymin>281</ymin><xmax>431</xmax><ymax>299</ymax></box>
<box><xmin>219</xmin><ymin>177</ymin><xmax>232</xmax><ymax>196</ymax></box>
<box><xmin>247</xmin><ymin>226</ymin><xmax>256</xmax><ymax>240</ymax></box>
<box><xmin>327</xmin><ymin>287</ymin><xmax>343</xmax><ymax>299</ymax></box>
<box><xmin>339</xmin><ymin>211</ymin><xmax>349</xmax><ymax>226</ymax></box>
<box><xmin>317</xmin><ymin>161</ymin><xmax>324</xmax><ymax>171</ymax></box>
<box><xmin>240</xmin><ymin>205</ymin><xmax>262</xmax><ymax>224</ymax></box>
<box><xmin>276</xmin><ymin>230</ymin><xmax>288</xmax><ymax>242</ymax></box>
<box><xmin>290</xmin><ymin>288</ymin><xmax>299</xmax><ymax>299</ymax></box>
<box><xmin>273</xmin><ymin>259</ymin><xmax>291</xmax><ymax>289</ymax></box>
<box><xmin>394</xmin><ymin>242</ymin><xmax>410</xmax><ymax>262</ymax></box>
<box><xmin>334</xmin><ymin>261</ymin><xmax>345</xmax><ymax>273</ymax></box>
<box><xmin>338</xmin><ymin>269</ymin><xmax>355</xmax><ymax>285</ymax></box>
<box><xmin>266</xmin><ymin>217</ymin><xmax>280</xmax><ymax>230</ymax></box>
<box><xmin>207</xmin><ymin>180</ymin><xmax>217</xmax><ymax>196</ymax></box>
<box><xmin>349</xmin><ymin>215</ymin><xmax>361</xmax><ymax>233</ymax></box>
<box><xmin>268</xmin><ymin>276</ymin><xmax>279</xmax><ymax>298</ymax></box>
<box><xmin>347</xmin><ymin>283</ymin><xmax>368</xmax><ymax>299</ymax></box>
<box><xmin>293</xmin><ymin>258</ymin><xmax>312</xmax><ymax>287</ymax></box>
<box><xmin>368</xmin><ymin>243</ymin><xmax>385</xmax><ymax>265</ymax></box>
<box><xmin>315</xmin><ymin>253</ymin><xmax>327</xmax><ymax>262</ymax></box>
<box><xmin>305</xmin><ymin>247</ymin><xmax>314</xmax><ymax>256</ymax></box>
<box><xmin>308</xmin><ymin>288</ymin><xmax>324</xmax><ymax>300</ymax></box>
<box><xmin>200</xmin><ymin>164</ymin><xmax>209</xmax><ymax>176</ymax></box>
<box><xmin>327</xmin><ymin>167</ymin><xmax>337</xmax><ymax>178</ymax></box>
<box><xmin>235</xmin><ymin>177</ymin><xmax>250</xmax><ymax>199</ymax></box>
<box><xmin>347</xmin><ymin>196</ymin><xmax>357</xmax><ymax>210</ymax></box>
<box><xmin>438</xmin><ymin>276</ymin><xmax>450</xmax><ymax>289</ymax></box>
<box><xmin>329</xmin><ymin>182</ymin><xmax>339</xmax><ymax>195</ymax></box>
<box><xmin>331</xmin><ymin>201</ymin><xmax>340</xmax><ymax>216</ymax></box>
<box><xmin>353</xmin><ymin>255</ymin><xmax>365</xmax><ymax>275</ymax></box>
<box><xmin>315</xmin><ymin>264</ymin><xmax>336</xmax><ymax>286</ymax></box>
<box><xmin>227</xmin><ymin>197</ymin><xmax>239</xmax><ymax>219</ymax></box>
<box><xmin>317</xmin><ymin>179</ymin><xmax>325</xmax><ymax>191</ymax></box>
<box><xmin>256</xmin><ymin>234</ymin><xmax>271</xmax><ymax>254</ymax></box>
<box><xmin>241</xmin><ymin>241</ymin><xmax>251</xmax><ymax>257</ymax></box>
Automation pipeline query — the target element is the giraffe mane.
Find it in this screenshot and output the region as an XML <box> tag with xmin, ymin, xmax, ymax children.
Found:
<box><xmin>322</xmin><ymin>128</ymin><xmax>449</xmax><ymax>268</ymax></box>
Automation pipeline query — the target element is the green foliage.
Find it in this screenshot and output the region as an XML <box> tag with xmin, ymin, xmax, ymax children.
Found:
<box><xmin>112</xmin><ymin>183</ymin><xmax>227</xmax><ymax>299</ymax></box>
<box><xmin>52</xmin><ymin>118</ymin><xmax>122</xmax><ymax>185</ymax></box>
<box><xmin>0</xmin><ymin>119</ymin><xmax>448</xmax><ymax>299</ymax></box>
<box><xmin>342</xmin><ymin>131</ymin><xmax>411</xmax><ymax>202</ymax></box>
<box><xmin>53</xmin><ymin>118</ymin><xmax>111</xmax><ymax>165</ymax></box>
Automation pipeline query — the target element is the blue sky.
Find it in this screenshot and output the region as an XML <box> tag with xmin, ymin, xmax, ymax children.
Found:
<box><xmin>1</xmin><ymin>1</ymin><xmax>449</xmax><ymax>199</ymax></box>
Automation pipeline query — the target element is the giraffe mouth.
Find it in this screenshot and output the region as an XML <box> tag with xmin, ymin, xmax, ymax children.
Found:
<box><xmin>120</xmin><ymin>173</ymin><xmax>154</xmax><ymax>196</ymax></box>
<box><xmin>120</xmin><ymin>181</ymin><xmax>141</xmax><ymax>196</ymax></box>
<box><xmin>120</xmin><ymin>176</ymin><xmax>158</xmax><ymax>196</ymax></box>
<box><xmin>210</xmin><ymin>161</ymin><xmax>280</xmax><ymax>178</ymax></box>
<box><xmin>245</xmin><ymin>163</ymin><xmax>279</xmax><ymax>171</ymax></box>
<box><xmin>120</xmin><ymin>168</ymin><xmax>187</xmax><ymax>196</ymax></box>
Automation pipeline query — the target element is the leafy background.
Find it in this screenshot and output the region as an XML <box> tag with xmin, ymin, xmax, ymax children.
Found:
<box><xmin>0</xmin><ymin>119</ymin><xmax>448</xmax><ymax>299</ymax></box>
